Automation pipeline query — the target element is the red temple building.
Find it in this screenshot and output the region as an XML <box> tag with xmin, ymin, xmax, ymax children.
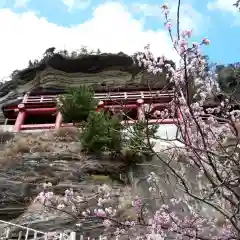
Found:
<box><xmin>1</xmin><ymin>89</ymin><xmax>180</xmax><ymax>132</ymax></box>
<box><xmin>0</xmin><ymin>51</ymin><xmax>181</xmax><ymax>141</ymax></box>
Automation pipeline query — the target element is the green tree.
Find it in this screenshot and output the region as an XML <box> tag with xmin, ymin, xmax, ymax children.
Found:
<box><xmin>58</xmin><ymin>85</ymin><xmax>97</xmax><ymax>123</ymax></box>
<box><xmin>81</xmin><ymin>111</ymin><xmax>122</xmax><ymax>153</ymax></box>
<box><xmin>216</xmin><ymin>63</ymin><xmax>240</xmax><ymax>94</ymax></box>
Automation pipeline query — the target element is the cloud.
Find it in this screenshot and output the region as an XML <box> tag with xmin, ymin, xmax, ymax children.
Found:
<box><xmin>207</xmin><ymin>0</ymin><xmax>238</xmax><ymax>14</ymax></box>
<box><xmin>62</xmin><ymin>0</ymin><xmax>91</xmax><ymax>11</ymax></box>
<box><xmin>131</xmin><ymin>1</ymin><xmax>204</xmax><ymax>34</ymax></box>
<box><xmin>0</xmin><ymin>2</ymin><xmax>178</xmax><ymax>80</ymax></box>
<box><xmin>14</xmin><ymin>0</ymin><xmax>30</xmax><ymax>8</ymax></box>
<box><xmin>131</xmin><ymin>3</ymin><xmax>162</xmax><ymax>17</ymax></box>
<box><xmin>207</xmin><ymin>0</ymin><xmax>240</xmax><ymax>25</ymax></box>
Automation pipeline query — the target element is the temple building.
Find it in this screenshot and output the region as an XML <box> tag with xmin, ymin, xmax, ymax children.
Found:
<box><xmin>0</xmin><ymin>51</ymin><xmax>180</xmax><ymax>142</ymax></box>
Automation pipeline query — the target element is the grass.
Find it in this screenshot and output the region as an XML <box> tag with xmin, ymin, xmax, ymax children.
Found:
<box><xmin>2</xmin><ymin>134</ymin><xmax>52</xmax><ymax>161</ymax></box>
<box><xmin>53</xmin><ymin>127</ymin><xmax>79</xmax><ymax>141</ymax></box>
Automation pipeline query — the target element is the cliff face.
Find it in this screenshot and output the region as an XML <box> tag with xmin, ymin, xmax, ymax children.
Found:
<box><xmin>0</xmin><ymin>51</ymin><xmax>174</xmax><ymax>123</ymax></box>
<box><xmin>0</xmin><ymin>131</ymin><xmax>131</xmax><ymax>238</ymax></box>
<box><xmin>0</xmin><ymin>131</ymin><xmax>222</xmax><ymax>239</ymax></box>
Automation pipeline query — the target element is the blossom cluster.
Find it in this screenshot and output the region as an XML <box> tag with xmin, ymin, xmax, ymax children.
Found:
<box><xmin>34</xmin><ymin>181</ymin><xmax>238</xmax><ymax>240</ymax></box>
<box><xmin>133</xmin><ymin>2</ymin><xmax>240</xmax><ymax>239</ymax></box>
<box><xmin>34</xmin><ymin>2</ymin><xmax>240</xmax><ymax>240</ymax></box>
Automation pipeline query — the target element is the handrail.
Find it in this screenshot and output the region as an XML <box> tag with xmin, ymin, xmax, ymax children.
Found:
<box><xmin>0</xmin><ymin>220</ymin><xmax>76</xmax><ymax>240</ymax></box>
<box><xmin>0</xmin><ymin>219</ymin><xmax>78</xmax><ymax>240</ymax></box>
<box><xmin>0</xmin><ymin>219</ymin><xmax>45</xmax><ymax>234</ymax></box>
<box><xmin>17</xmin><ymin>90</ymin><xmax>174</xmax><ymax>104</ymax></box>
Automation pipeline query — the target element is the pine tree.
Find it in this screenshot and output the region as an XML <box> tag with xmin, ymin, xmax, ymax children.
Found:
<box><xmin>81</xmin><ymin>111</ymin><xmax>122</xmax><ymax>153</ymax></box>
<box><xmin>58</xmin><ymin>85</ymin><xmax>97</xmax><ymax>123</ymax></box>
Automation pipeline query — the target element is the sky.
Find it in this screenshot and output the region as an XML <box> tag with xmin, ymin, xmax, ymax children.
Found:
<box><xmin>0</xmin><ymin>0</ymin><xmax>239</xmax><ymax>81</ymax></box>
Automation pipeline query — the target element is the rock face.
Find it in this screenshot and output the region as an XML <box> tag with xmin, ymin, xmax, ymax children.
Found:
<box><xmin>0</xmin><ymin>131</ymin><xmax>226</xmax><ymax>238</ymax></box>
<box><xmin>0</xmin><ymin>132</ymin><xmax>129</xmax><ymax>225</ymax></box>
<box><xmin>0</xmin><ymin>52</ymin><xmax>174</xmax><ymax>123</ymax></box>
<box><xmin>131</xmin><ymin>153</ymin><xmax>224</xmax><ymax>220</ymax></box>
<box><xmin>0</xmin><ymin>153</ymin><xmax>128</xmax><ymax>220</ymax></box>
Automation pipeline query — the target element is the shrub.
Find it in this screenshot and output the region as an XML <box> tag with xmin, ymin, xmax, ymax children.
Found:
<box><xmin>124</xmin><ymin>120</ymin><xmax>159</xmax><ymax>155</ymax></box>
<box><xmin>57</xmin><ymin>85</ymin><xmax>97</xmax><ymax>123</ymax></box>
<box><xmin>81</xmin><ymin>111</ymin><xmax>122</xmax><ymax>153</ymax></box>
<box><xmin>53</xmin><ymin>127</ymin><xmax>79</xmax><ymax>141</ymax></box>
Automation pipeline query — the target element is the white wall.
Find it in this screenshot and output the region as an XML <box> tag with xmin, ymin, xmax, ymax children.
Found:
<box><xmin>156</xmin><ymin>124</ymin><xmax>178</xmax><ymax>140</ymax></box>
<box><xmin>153</xmin><ymin>124</ymin><xmax>184</xmax><ymax>152</ymax></box>
<box><xmin>0</xmin><ymin>125</ymin><xmax>14</xmax><ymax>132</ymax></box>
<box><xmin>123</xmin><ymin>124</ymin><xmax>183</xmax><ymax>153</ymax></box>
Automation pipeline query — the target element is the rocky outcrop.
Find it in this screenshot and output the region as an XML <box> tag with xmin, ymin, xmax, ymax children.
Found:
<box><xmin>0</xmin><ymin>51</ymin><xmax>174</xmax><ymax>123</ymax></box>
<box><xmin>0</xmin><ymin>153</ymin><xmax>128</xmax><ymax>219</ymax></box>
<box><xmin>0</xmin><ymin>132</ymin><xmax>130</xmax><ymax>223</ymax></box>
<box><xmin>0</xmin><ymin>131</ymin><xmax>226</xmax><ymax>238</ymax></box>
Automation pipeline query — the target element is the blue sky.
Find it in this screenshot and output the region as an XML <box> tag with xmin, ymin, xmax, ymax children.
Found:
<box><xmin>0</xmin><ymin>0</ymin><xmax>239</xmax><ymax>80</ymax></box>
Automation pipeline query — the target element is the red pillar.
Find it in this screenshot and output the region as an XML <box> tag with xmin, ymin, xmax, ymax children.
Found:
<box><xmin>55</xmin><ymin>112</ymin><xmax>63</xmax><ymax>129</ymax></box>
<box><xmin>136</xmin><ymin>99</ymin><xmax>145</xmax><ymax>121</ymax></box>
<box><xmin>14</xmin><ymin>104</ymin><xmax>26</xmax><ymax>132</ymax></box>
<box><xmin>96</xmin><ymin>101</ymin><xmax>104</xmax><ymax>112</ymax></box>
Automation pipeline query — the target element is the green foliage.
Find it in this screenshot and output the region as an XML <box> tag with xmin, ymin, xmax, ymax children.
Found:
<box><xmin>124</xmin><ymin>120</ymin><xmax>159</xmax><ymax>155</ymax></box>
<box><xmin>234</xmin><ymin>0</ymin><xmax>240</xmax><ymax>10</ymax></box>
<box><xmin>10</xmin><ymin>70</ymin><xmax>20</xmax><ymax>79</ymax></box>
<box><xmin>216</xmin><ymin>63</ymin><xmax>240</xmax><ymax>93</ymax></box>
<box><xmin>44</xmin><ymin>47</ymin><xmax>56</xmax><ymax>57</ymax></box>
<box><xmin>81</xmin><ymin>111</ymin><xmax>122</xmax><ymax>153</ymax></box>
<box><xmin>56</xmin><ymin>83</ymin><xmax>159</xmax><ymax>162</ymax></box>
<box><xmin>58</xmin><ymin>85</ymin><xmax>97</xmax><ymax>123</ymax></box>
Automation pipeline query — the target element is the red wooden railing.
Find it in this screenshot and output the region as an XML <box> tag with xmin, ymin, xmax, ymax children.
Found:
<box><xmin>17</xmin><ymin>90</ymin><xmax>174</xmax><ymax>104</ymax></box>
<box><xmin>12</xmin><ymin>90</ymin><xmax>178</xmax><ymax>132</ymax></box>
